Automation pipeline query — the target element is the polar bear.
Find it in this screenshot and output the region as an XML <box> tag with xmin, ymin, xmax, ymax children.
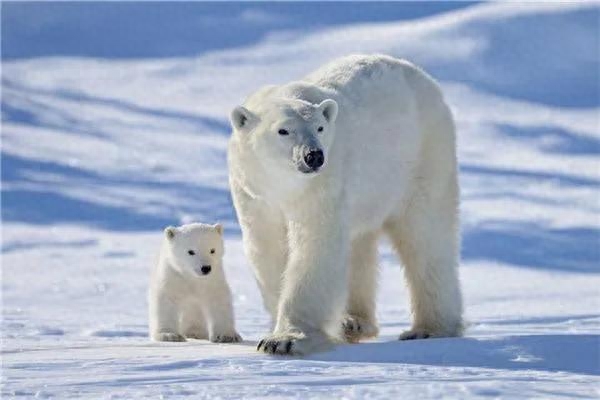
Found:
<box><xmin>228</xmin><ymin>54</ymin><xmax>463</xmax><ymax>355</ymax></box>
<box><xmin>148</xmin><ymin>223</ymin><xmax>241</xmax><ymax>343</ymax></box>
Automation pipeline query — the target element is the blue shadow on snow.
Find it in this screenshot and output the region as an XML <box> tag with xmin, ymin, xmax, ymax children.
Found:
<box><xmin>310</xmin><ymin>334</ymin><xmax>600</xmax><ymax>376</ymax></box>
<box><xmin>2</xmin><ymin>79</ymin><xmax>231</xmax><ymax>136</ymax></box>
<box><xmin>462</xmin><ymin>222</ymin><xmax>600</xmax><ymax>273</ymax></box>
<box><xmin>496</xmin><ymin>123</ymin><xmax>600</xmax><ymax>156</ymax></box>
<box><xmin>1</xmin><ymin>2</ymin><xmax>476</xmax><ymax>59</ymax></box>
<box><xmin>1</xmin><ymin>152</ymin><xmax>236</xmax><ymax>232</ymax></box>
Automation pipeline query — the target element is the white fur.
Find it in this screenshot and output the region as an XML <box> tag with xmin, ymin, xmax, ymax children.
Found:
<box><xmin>148</xmin><ymin>223</ymin><xmax>241</xmax><ymax>343</ymax></box>
<box><xmin>228</xmin><ymin>54</ymin><xmax>463</xmax><ymax>355</ymax></box>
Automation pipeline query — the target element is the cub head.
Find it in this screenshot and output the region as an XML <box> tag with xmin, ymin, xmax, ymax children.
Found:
<box><xmin>230</xmin><ymin>98</ymin><xmax>338</xmax><ymax>176</ymax></box>
<box><xmin>163</xmin><ymin>223</ymin><xmax>224</xmax><ymax>278</ymax></box>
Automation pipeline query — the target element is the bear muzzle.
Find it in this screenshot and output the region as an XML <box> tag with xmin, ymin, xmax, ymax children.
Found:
<box><xmin>299</xmin><ymin>148</ymin><xmax>325</xmax><ymax>174</ymax></box>
<box><xmin>194</xmin><ymin>265</ymin><xmax>212</xmax><ymax>276</ymax></box>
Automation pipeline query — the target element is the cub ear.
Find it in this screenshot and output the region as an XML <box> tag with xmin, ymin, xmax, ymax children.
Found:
<box><xmin>213</xmin><ymin>223</ymin><xmax>223</xmax><ymax>236</ymax></box>
<box><xmin>317</xmin><ymin>99</ymin><xmax>338</xmax><ymax>123</ymax></box>
<box><xmin>164</xmin><ymin>226</ymin><xmax>177</xmax><ymax>240</ymax></box>
<box><xmin>230</xmin><ymin>106</ymin><xmax>258</xmax><ymax>131</ymax></box>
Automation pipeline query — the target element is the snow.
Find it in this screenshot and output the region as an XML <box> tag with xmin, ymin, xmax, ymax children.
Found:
<box><xmin>2</xmin><ymin>2</ymin><xmax>599</xmax><ymax>399</ymax></box>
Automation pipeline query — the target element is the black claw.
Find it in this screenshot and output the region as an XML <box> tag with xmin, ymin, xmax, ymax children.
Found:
<box><xmin>257</xmin><ymin>339</ymin><xmax>265</xmax><ymax>350</ymax></box>
<box><xmin>285</xmin><ymin>341</ymin><xmax>293</xmax><ymax>354</ymax></box>
<box><xmin>267</xmin><ymin>342</ymin><xmax>277</xmax><ymax>353</ymax></box>
<box><xmin>422</xmin><ymin>333</ymin><xmax>430</xmax><ymax>339</ymax></box>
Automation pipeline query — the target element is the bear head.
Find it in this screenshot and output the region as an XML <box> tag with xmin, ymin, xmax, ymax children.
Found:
<box><xmin>230</xmin><ymin>97</ymin><xmax>338</xmax><ymax>177</ymax></box>
<box><xmin>163</xmin><ymin>223</ymin><xmax>224</xmax><ymax>279</ymax></box>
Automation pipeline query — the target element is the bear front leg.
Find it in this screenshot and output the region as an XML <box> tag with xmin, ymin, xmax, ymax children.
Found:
<box><xmin>149</xmin><ymin>294</ymin><xmax>186</xmax><ymax>342</ymax></box>
<box><xmin>231</xmin><ymin>182</ymin><xmax>288</xmax><ymax>324</ymax></box>
<box><xmin>206</xmin><ymin>284</ymin><xmax>242</xmax><ymax>343</ymax></box>
<box><xmin>257</xmin><ymin>204</ymin><xmax>350</xmax><ymax>355</ymax></box>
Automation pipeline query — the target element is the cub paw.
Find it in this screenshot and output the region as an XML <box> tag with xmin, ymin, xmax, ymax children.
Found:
<box><xmin>211</xmin><ymin>332</ymin><xmax>242</xmax><ymax>343</ymax></box>
<box><xmin>342</xmin><ymin>315</ymin><xmax>379</xmax><ymax>343</ymax></box>
<box><xmin>155</xmin><ymin>332</ymin><xmax>186</xmax><ymax>342</ymax></box>
<box><xmin>257</xmin><ymin>331</ymin><xmax>332</xmax><ymax>356</ymax></box>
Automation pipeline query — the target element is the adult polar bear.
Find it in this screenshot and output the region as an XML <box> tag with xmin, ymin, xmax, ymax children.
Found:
<box><xmin>228</xmin><ymin>54</ymin><xmax>463</xmax><ymax>355</ymax></box>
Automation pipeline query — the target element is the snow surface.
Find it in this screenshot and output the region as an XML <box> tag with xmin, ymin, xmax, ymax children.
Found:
<box><xmin>2</xmin><ymin>2</ymin><xmax>599</xmax><ymax>399</ymax></box>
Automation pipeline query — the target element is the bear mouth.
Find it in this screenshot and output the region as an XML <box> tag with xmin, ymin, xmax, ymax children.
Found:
<box><xmin>299</xmin><ymin>166</ymin><xmax>319</xmax><ymax>174</ymax></box>
<box><xmin>296</xmin><ymin>163</ymin><xmax>322</xmax><ymax>174</ymax></box>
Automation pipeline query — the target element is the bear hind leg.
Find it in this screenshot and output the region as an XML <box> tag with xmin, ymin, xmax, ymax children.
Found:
<box><xmin>343</xmin><ymin>231</ymin><xmax>380</xmax><ymax>343</ymax></box>
<box><xmin>384</xmin><ymin>197</ymin><xmax>463</xmax><ymax>340</ymax></box>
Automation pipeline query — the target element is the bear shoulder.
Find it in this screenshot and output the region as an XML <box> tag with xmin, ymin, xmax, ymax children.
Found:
<box><xmin>244</xmin><ymin>84</ymin><xmax>279</xmax><ymax>111</ymax></box>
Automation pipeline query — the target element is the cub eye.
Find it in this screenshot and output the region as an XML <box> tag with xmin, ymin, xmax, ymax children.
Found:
<box><xmin>317</xmin><ymin>126</ymin><xmax>324</xmax><ymax>132</ymax></box>
<box><xmin>210</xmin><ymin>248</ymin><xmax>216</xmax><ymax>254</ymax></box>
<box><xmin>188</xmin><ymin>250</ymin><xmax>195</xmax><ymax>256</ymax></box>
<box><xmin>278</xmin><ymin>129</ymin><xmax>289</xmax><ymax>136</ymax></box>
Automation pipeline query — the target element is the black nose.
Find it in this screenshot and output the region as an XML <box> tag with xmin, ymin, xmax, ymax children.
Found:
<box><xmin>200</xmin><ymin>265</ymin><xmax>211</xmax><ymax>275</ymax></box>
<box><xmin>304</xmin><ymin>150</ymin><xmax>324</xmax><ymax>170</ymax></box>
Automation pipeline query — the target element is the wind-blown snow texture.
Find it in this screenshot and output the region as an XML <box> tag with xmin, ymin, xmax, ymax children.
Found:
<box><xmin>2</xmin><ymin>2</ymin><xmax>599</xmax><ymax>399</ymax></box>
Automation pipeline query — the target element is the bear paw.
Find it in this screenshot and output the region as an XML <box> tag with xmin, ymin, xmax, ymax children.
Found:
<box><xmin>342</xmin><ymin>315</ymin><xmax>379</xmax><ymax>343</ymax></box>
<box><xmin>211</xmin><ymin>332</ymin><xmax>242</xmax><ymax>343</ymax></box>
<box><xmin>399</xmin><ymin>328</ymin><xmax>432</xmax><ymax>340</ymax></box>
<box><xmin>257</xmin><ymin>331</ymin><xmax>332</xmax><ymax>356</ymax></box>
<box><xmin>400</xmin><ymin>323</ymin><xmax>463</xmax><ymax>340</ymax></box>
<box><xmin>155</xmin><ymin>332</ymin><xmax>186</xmax><ymax>342</ymax></box>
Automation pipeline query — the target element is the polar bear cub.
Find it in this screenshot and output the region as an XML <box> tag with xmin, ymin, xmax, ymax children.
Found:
<box><xmin>148</xmin><ymin>223</ymin><xmax>241</xmax><ymax>343</ymax></box>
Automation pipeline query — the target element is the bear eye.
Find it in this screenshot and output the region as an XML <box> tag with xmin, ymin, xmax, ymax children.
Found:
<box><xmin>278</xmin><ymin>129</ymin><xmax>289</xmax><ymax>136</ymax></box>
<box><xmin>188</xmin><ymin>250</ymin><xmax>195</xmax><ymax>256</ymax></box>
<box><xmin>210</xmin><ymin>248</ymin><xmax>216</xmax><ymax>254</ymax></box>
<box><xmin>317</xmin><ymin>126</ymin><xmax>324</xmax><ymax>132</ymax></box>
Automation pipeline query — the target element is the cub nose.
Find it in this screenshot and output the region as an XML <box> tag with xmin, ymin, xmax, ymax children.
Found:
<box><xmin>200</xmin><ymin>265</ymin><xmax>212</xmax><ymax>275</ymax></box>
<box><xmin>304</xmin><ymin>149</ymin><xmax>324</xmax><ymax>170</ymax></box>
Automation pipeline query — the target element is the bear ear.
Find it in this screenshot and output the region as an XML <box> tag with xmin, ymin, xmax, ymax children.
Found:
<box><xmin>317</xmin><ymin>99</ymin><xmax>338</xmax><ymax>123</ymax></box>
<box><xmin>230</xmin><ymin>106</ymin><xmax>258</xmax><ymax>132</ymax></box>
<box><xmin>164</xmin><ymin>226</ymin><xmax>177</xmax><ymax>240</ymax></box>
<box><xmin>213</xmin><ymin>223</ymin><xmax>223</xmax><ymax>236</ymax></box>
